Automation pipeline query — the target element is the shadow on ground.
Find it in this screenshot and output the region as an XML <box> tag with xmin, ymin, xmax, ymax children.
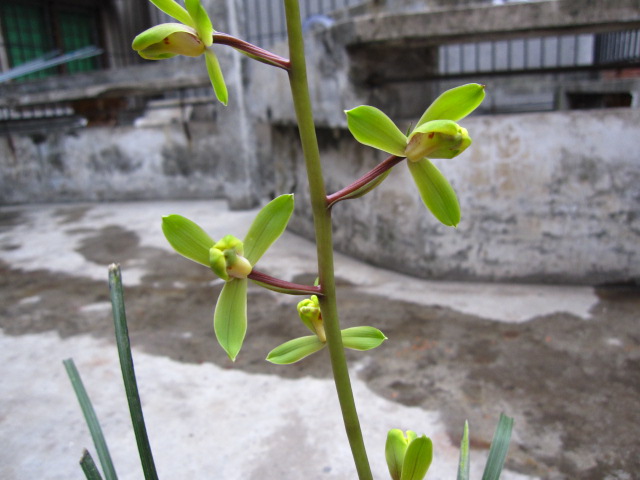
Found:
<box><xmin>1</xmin><ymin>213</ymin><xmax>639</xmax><ymax>479</ymax></box>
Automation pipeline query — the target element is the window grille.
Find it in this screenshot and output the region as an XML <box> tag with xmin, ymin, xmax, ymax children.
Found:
<box><xmin>0</xmin><ymin>0</ymin><xmax>102</xmax><ymax>81</ymax></box>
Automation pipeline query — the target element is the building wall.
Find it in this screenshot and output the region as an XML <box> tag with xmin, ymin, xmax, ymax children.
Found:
<box><xmin>267</xmin><ymin>108</ymin><xmax>640</xmax><ymax>285</ymax></box>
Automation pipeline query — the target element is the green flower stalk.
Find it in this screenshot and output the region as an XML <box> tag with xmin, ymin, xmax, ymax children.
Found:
<box><xmin>132</xmin><ymin>0</ymin><xmax>228</xmax><ymax>105</ymax></box>
<box><xmin>343</xmin><ymin>84</ymin><xmax>485</xmax><ymax>227</ymax></box>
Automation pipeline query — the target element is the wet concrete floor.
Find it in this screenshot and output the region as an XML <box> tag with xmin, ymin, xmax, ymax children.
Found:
<box><xmin>0</xmin><ymin>201</ymin><xmax>638</xmax><ymax>479</ymax></box>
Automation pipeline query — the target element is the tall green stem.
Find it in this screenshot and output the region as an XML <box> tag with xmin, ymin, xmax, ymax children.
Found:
<box><xmin>283</xmin><ymin>1</ymin><xmax>373</xmax><ymax>478</ymax></box>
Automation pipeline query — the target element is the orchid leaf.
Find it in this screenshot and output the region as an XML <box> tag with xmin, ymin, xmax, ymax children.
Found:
<box><xmin>340</xmin><ymin>326</ymin><xmax>387</xmax><ymax>351</ymax></box>
<box><xmin>481</xmin><ymin>414</ymin><xmax>514</xmax><ymax>480</ymax></box>
<box><xmin>243</xmin><ymin>194</ymin><xmax>294</xmax><ymax>265</ymax></box>
<box><xmin>401</xmin><ymin>435</ymin><xmax>433</xmax><ymax>480</ymax></box>
<box><xmin>266</xmin><ymin>335</ymin><xmax>326</xmax><ymax>364</ymax></box>
<box><xmin>185</xmin><ymin>0</ymin><xmax>214</xmax><ymax>46</ymax></box>
<box><xmin>162</xmin><ymin>214</ymin><xmax>215</xmax><ymax>266</ymax></box>
<box><xmin>205</xmin><ymin>50</ymin><xmax>228</xmax><ymax>106</ymax></box>
<box><xmin>457</xmin><ymin>421</ymin><xmax>470</xmax><ymax>480</ymax></box>
<box><xmin>407</xmin><ymin>158</ymin><xmax>461</xmax><ymax>227</ymax></box>
<box><xmin>149</xmin><ymin>0</ymin><xmax>194</xmax><ymax>27</ymax></box>
<box><xmin>417</xmin><ymin>83</ymin><xmax>485</xmax><ymax>127</ymax></box>
<box><xmin>327</xmin><ymin>170</ymin><xmax>391</xmax><ymax>208</ymax></box>
<box><xmin>214</xmin><ymin>278</ymin><xmax>247</xmax><ymax>361</ymax></box>
<box><xmin>345</xmin><ymin>106</ymin><xmax>407</xmax><ymax>157</ymax></box>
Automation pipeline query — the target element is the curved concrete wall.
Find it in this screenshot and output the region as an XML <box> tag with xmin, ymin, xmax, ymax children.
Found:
<box><xmin>270</xmin><ymin>108</ymin><xmax>640</xmax><ymax>284</ymax></box>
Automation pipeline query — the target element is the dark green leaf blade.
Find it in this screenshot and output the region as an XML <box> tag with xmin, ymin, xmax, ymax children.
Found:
<box><xmin>80</xmin><ymin>450</ymin><xmax>105</xmax><ymax>480</ymax></box>
<box><xmin>481</xmin><ymin>413</ymin><xmax>514</xmax><ymax>480</ymax></box>
<box><xmin>109</xmin><ymin>264</ymin><xmax>159</xmax><ymax>480</ymax></box>
<box><xmin>63</xmin><ymin>359</ymin><xmax>117</xmax><ymax>480</ymax></box>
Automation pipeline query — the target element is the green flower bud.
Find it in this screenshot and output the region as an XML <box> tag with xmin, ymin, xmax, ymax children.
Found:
<box><xmin>386</xmin><ymin>429</ymin><xmax>417</xmax><ymax>480</ymax></box>
<box><xmin>297</xmin><ymin>295</ymin><xmax>326</xmax><ymax>342</ymax></box>
<box><xmin>208</xmin><ymin>235</ymin><xmax>252</xmax><ymax>280</ymax></box>
<box><xmin>132</xmin><ymin>23</ymin><xmax>205</xmax><ymax>60</ymax></box>
<box><xmin>404</xmin><ymin>119</ymin><xmax>471</xmax><ymax>162</ymax></box>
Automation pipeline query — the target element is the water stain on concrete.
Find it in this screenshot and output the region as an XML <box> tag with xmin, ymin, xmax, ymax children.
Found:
<box><xmin>0</xmin><ymin>221</ymin><xmax>638</xmax><ymax>479</ymax></box>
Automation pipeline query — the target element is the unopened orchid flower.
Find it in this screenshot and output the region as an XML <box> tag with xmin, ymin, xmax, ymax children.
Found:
<box><xmin>345</xmin><ymin>84</ymin><xmax>485</xmax><ymax>227</ymax></box>
<box><xmin>132</xmin><ymin>0</ymin><xmax>228</xmax><ymax>105</ymax></box>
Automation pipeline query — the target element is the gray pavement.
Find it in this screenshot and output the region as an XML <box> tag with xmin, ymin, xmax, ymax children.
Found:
<box><xmin>0</xmin><ymin>201</ymin><xmax>637</xmax><ymax>479</ymax></box>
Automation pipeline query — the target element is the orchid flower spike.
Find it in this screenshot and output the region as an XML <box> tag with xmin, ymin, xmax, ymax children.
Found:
<box><xmin>345</xmin><ymin>84</ymin><xmax>485</xmax><ymax>227</ymax></box>
<box><xmin>132</xmin><ymin>0</ymin><xmax>228</xmax><ymax>105</ymax></box>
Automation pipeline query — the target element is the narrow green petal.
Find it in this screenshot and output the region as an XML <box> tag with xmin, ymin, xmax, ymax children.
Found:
<box><xmin>345</xmin><ymin>106</ymin><xmax>407</xmax><ymax>157</ymax></box>
<box><xmin>481</xmin><ymin>414</ymin><xmax>514</xmax><ymax>480</ymax></box>
<box><xmin>386</xmin><ymin>429</ymin><xmax>409</xmax><ymax>480</ymax></box>
<box><xmin>401</xmin><ymin>436</ymin><xmax>433</xmax><ymax>480</ymax></box>
<box><xmin>162</xmin><ymin>215</ymin><xmax>215</xmax><ymax>266</ymax></box>
<box><xmin>266</xmin><ymin>335</ymin><xmax>326</xmax><ymax>364</ymax></box>
<box><xmin>132</xmin><ymin>23</ymin><xmax>195</xmax><ymax>51</ymax></box>
<box><xmin>407</xmin><ymin>158</ymin><xmax>461</xmax><ymax>227</ymax></box>
<box><xmin>149</xmin><ymin>0</ymin><xmax>194</xmax><ymax>27</ymax></box>
<box><xmin>417</xmin><ymin>84</ymin><xmax>485</xmax><ymax>127</ymax></box>
<box><xmin>205</xmin><ymin>50</ymin><xmax>228</xmax><ymax>106</ymax></box>
<box><xmin>243</xmin><ymin>194</ymin><xmax>294</xmax><ymax>265</ymax></box>
<box><xmin>185</xmin><ymin>0</ymin><xmax>214</xmax><ymax>46</ymax></box>
<box><xmin>457</xmin><ymin>421</ymin><xmax>470</xmax><ymax>480</ymax></box>
<box><xmin>340</xmin><ymin>326</ymin><xmax>387</xmax><ymax>351</ymax></box>
<box><xmin>214</xmin><ymin>279</ymin><xmax>248</xmax><ymax>361</ymax></box>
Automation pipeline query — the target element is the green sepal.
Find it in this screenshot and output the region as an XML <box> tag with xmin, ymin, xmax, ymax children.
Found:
<box><xmin>457</xmin><ymin>421</ymin><xmax>470</xmax><ymax>480</ymax></box>
<box><xmin>132</xmin><ymin>23</ymin><xmax>197</xmax><ymax>59</ymax></box>
<box><xmin>266</xmin><ymin>335</ymin><xmax>326</xmax><ymax>365</ymax></box>
<box><xmin>386</xmin><ymin>429</ymin><xmax>412</xmax><ymax>480</ymax></box>
<box><xmin>340</xmin><ymin>326</ymin><xmax>387</xmax><ymax>351</ymax></box>
<box><xmin>327</xmin><ymin>170</ymin><xmax>391</xmax><ymax>208</ymax></box>
<box><xmin>407</xmin><ymin>158</ymin><xmax>461</xmax><ymax>227</ymax></box>
<box><xmin>205</xmin><ymin>50</ymin><xmax>228</xmax><ymax>106</ymax></box>
<box><xmin>243</xmin><ymin>194</ymin><xmax>294</xmax><ymax>265</ymax></box>
<box><xmin>162</xmin><ymin>214</ymin><xmax>215</xmax><ymax>266</ymax></box>
<box><xmin>401</xmin><ymin>435</ymin><xmax>433</xmax><ymax>480</ymax></box>
<box><xmin>345</xmin><ymin>106</ymin><xmax>407</xmax><ymax>157</ymax></box>
<box><xmin>213</xmin><ymin>278</ymin><xmax>247</xmax><ymax>361</ymax></box>
<box><xmin>149</xmin><ymin>0</ymin><xmax>194</xmax><ymax>27</ymax></box>
<box><xmin>185</xmin><ymin>0</ymin><xmax>214</xmax><ymax>46</ymax></box>
<box><xmin>481</xmin><ymin>414</ymin><xmax>514</xmax><ymax>480</ymax></box>
<box><xmin>209</xmin><ymin>247</ymin><xmax>229</xmax><ymax>280</ymax></box>
<box><xmin>416</xmin><ymin>83</ymin><xmax>485</xmax><ymax>127</ymax></box>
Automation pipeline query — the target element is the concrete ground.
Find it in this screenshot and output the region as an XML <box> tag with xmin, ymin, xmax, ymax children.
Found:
<box><xmin>0</xmin><ymin>200</ymin><xmax>637</xmax><ymax>480</ymax></box>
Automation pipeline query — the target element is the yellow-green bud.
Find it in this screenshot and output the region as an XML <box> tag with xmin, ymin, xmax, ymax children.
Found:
<box><xmin>133</xmin><ymin>24</ymin><xmax>205</xmax><ymax>60</ymax></box>
<box><xmin>405</xmin><ymin>119</ymin><xmax>471</xmax><ymax>162</ymax></box>
<box><xmin>297</xmin><ymin>295</ymin><xmax>326</xmax><ymax>342</ymax></box>
<box><xmin>208</xmin><ymin>235</ymin><xmax>252</xmax><ymax>280</ymax></box>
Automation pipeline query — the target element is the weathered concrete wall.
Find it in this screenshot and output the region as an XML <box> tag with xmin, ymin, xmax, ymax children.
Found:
<box><xmin>265</xmin><ymin>108</ymin><xmax>640</xmax><ymax>285</ymax></box>
<box><xmin>0</xmin><ymin>0</ymin><xmax>260</xmax><ymax>209</ymax></box>
<box><xmin>0</xmin><ymin>122</ymin><xmax>231</xmax><ymax>203</ymax></box>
